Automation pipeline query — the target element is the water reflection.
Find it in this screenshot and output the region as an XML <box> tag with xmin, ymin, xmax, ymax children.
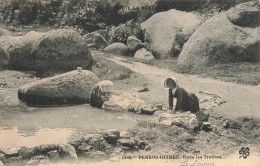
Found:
<box><xmin>0</xmin><ymin>89</ymin><xmax>150</xmax><ymax>152</ymax></box>
<box><xmin>0</xmin><ymin>127</ymin><xmax>75</xmax><ymax>152</ymax></box>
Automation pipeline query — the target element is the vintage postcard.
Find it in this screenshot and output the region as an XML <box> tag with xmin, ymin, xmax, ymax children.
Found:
<box><xmin>0</xmin><ymin>0</ymin><xmax>259</xmax><ymax>165</ymax></box>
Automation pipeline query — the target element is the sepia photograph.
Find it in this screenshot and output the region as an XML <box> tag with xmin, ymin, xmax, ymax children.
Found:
<box><xmin>0</xmin><ymin>0</ymin><xmax>259</xmax><ymax>165</ymax></box>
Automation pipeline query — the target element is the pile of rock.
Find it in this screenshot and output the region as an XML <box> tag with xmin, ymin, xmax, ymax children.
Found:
<box><xmin>103</xmin><ymin>36</ymin><xmax>155</xmax><ymax>60</ymax></box>
<box><xmin>0</xmin><ymin>130</ymin><xmax>149</xmax><ymax>165</ymax></box>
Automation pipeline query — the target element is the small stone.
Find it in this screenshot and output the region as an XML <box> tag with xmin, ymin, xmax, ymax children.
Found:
<box><xmin>102</xmin><ymin>129</ymin><xmax>120</xmax><ymax>144</ymax></box>
<box><xmin>26</xmin><ymin>155</ymin><xmax>49</xmax><ymax>165</ymax></box>
<box><xmin>78</xmin><ymin>144</ymin><xmax>94</xmax><ymax>153</ymax></box>
<box><xmin>141</xmin><ymin>106</ymin><xmax>157</xmax><ymax>115</ymax></box>
<box><xmin>160</xmin><ymin>119</ymin><xmax>173</xmax><ymax>127</ymax></box>
<box><xmin>145</xmin><ymin>145</ymin><xmax>152</xmax><ymax>151</ymax></box>
<box><xmin>118</xmin><ymin>139</ymin><xmax>137</xmax><ymax>148</ymax></box>
<box><xmin>153</xmin><ymin>111</ymin><xmax>164</xmax><ymax>117</ymax></box>
<box><xmin>222</xmin><ymin>120</ymin><xmax>230</xmax><ymax>128</ymax></box>
<box><xmin>77</xmin><ymin>67</ymin><xmax>82</xmax><ymax>72</ymax></box>
<box><xmin>57</xmin><ymin>144</ymin><xmax>78</xmax><ymax>160</ymax></box>
<box><xmin>156</xmin><ymin>104</ymin><xmax>163</xmax><ymax>111</ymax></box>
<box><xmin>188</xmin><ymin>118</ymin><xmax>201</xmax><ymax>131</ymax></box>
<box><xmin>202</xmin><ymin>122</ymin><xmax>212</xmax><ymax>132</ymax></box>
<box><xmin>180</xmin><ymin>132</ymin><xmax>194</xmax><ymax>143</ymax></box>
<box><xmin>138</xmin><ymin>141</ymin><xmax>147</xmax><ymax>150</ymax></box>
<box><xmin>171</xmin><ymin>117</ymin><xmax>183</xmax><ymax>125</ymax></box>
<box><xmin>47</xmin><ymin>150</ymin><xmax>59</xmax><ymax>161</ymax></box>
<box><xmin>83</xmin><ymin>151</ymin><xmax>106</xmax><ymax>159</ymax></box>
<box><xmin>3</xmin><ymin>148</ymin><xmax>19</xmax><ymax>156</ymax></box>
<box><xmin>83</xmin><ymin>134</ymin><xmax>110</xmax><ymax>151</ymax></box>
<box><xmin>196</xmin><ymin>111</ymin><xmax>209</xmax><ymax>122</ymax></box>
<box><xmin>138</xmin><ymin>87</ymin><xmax>149</xmax><ymax>92</ymax></box>
<box><xmin>120</xmin><ymin>131</ymin><xmax>131</xmax><ymax>138</ymax></box>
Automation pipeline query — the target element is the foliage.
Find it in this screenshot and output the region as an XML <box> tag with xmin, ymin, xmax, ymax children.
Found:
<box><xmin>154</xmin><ymin>0</ymin><xmax>255</xmax><ymax>12</ymax></box>
<box><xmin>108</xmin><ymin>20</ymin><xmax>143</xmax><ymax>44</ymax></box>
<box><xmin>0</xmin><ymin>0</ymin><xmax>132</xmax><ymax>33</ymax></box>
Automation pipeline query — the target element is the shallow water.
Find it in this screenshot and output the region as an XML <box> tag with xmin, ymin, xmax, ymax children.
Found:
<box><xmin>0</xmin><ymin>88</ymin><xmax>150</xmax><ymax>153</ymax></box>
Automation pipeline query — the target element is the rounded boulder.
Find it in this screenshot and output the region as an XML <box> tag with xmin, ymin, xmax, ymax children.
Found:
<box><xmin>18</xmin><ymin>69</ymin><xmax>100</xmax><ymax>105</ymax></box>
<box><xmin>104</xmin><ymin>42</ymin><xmax>129</xmax><ymax>56</ymax></box>
<box><xmin>177</xmin><ymin>2</ymin><xmax>260</xmax><ymax>73</ymax></box>
<box><xmin>31</xmin><ymin>29</ymin><xmax>93</xmax><ymax>74</ymax></box>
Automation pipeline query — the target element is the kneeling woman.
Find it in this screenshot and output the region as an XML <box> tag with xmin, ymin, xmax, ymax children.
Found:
<box><xmin>164</xmin><ymin>77</ymin><xmax>199</xmax><ymax>113</ymax></box>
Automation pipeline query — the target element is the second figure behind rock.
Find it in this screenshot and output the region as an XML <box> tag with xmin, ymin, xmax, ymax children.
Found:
<box><xmin>90</xmin><ymin>80</ymin><xmax>114</xmax><ymax>108</ymax></box>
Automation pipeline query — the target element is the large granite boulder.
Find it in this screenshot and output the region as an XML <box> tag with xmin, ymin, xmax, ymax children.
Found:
<box><xmin>0</xmin><ymin>29</ymin><xmax>93</xmax><ymax>74</ymax></box>
<box><xmin>177</xmin><ymin>1</ymin><xmax>260</xmax><ymax>73</ymax></box>
<box><xmin>104</xmin><ymin>42</ymin><xmax>129</xmax><ymax>56</ymax></box>
<box><xmin>18</xmin><ymin>68</ymin><xmax>100</xmax><ymax>105</ymax></box>
<box><xmin>141</xmin><ymin>9</ymin><xmax>200</xmax><ymax>59</ymax></box>
<box><xmin>31</xmin><ymin>29</ymin><xmax>93</xmax><ymax>74</ymax></box>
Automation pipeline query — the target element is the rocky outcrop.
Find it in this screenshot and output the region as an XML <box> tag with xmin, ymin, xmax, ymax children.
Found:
<box><xmin>127</xmin><ymin>36</ymin><xmax>144</xmax><ymax>55</ymax></box>
<box><xmin>141</xmin><ymin>9</ymin><xmax>200</xmax><ymax>59</ymax></box>
<box><xmin>104</xmin><ymin>43</ymin><xmax>129</xmax><ymax>56</ymax></box>
<box><xmin>177</xmin><ymin>1</ymin><xmax>260</xmax><ymax>73</ymax></box>
<box><xmin>134</xmin><ymin>48</ymin><xmax>154</xmax><ymax>60</ymax></box>
<box><xmin>18</xmin><ymin>69</ymin><xmax>100</xmax><ymax>105</ymax></box>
